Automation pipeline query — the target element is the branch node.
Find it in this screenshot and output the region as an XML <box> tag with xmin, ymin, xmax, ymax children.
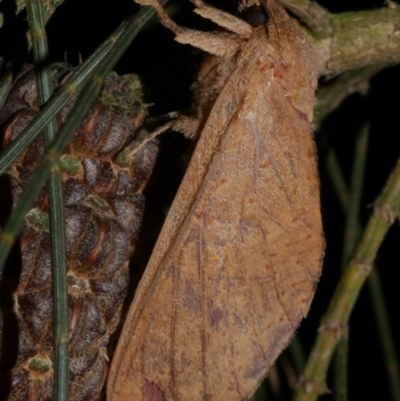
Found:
<box><xmin>374</xmin><ymin>204</ymin><xmax>397</xmax><ymax>224</ymax></box>
<box><xmin>296</xmin><ymin>375</ymin><xmax>330</xmax><ymax>395</ymax></box>
<box><xmin>352</xmin><ymin>259</ymin><xmax>373</xmax><ymax>276</ymax></box>
<box><xmin>318</xmin><ymin>321</ymin><xmax>344</xmax><ymax>339</ymax></box>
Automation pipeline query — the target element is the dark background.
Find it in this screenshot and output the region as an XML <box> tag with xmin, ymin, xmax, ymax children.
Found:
<box><xmin>0</xmin><ymin>0</ymin><xmax>399</xmax><ymax>399</ymax></box>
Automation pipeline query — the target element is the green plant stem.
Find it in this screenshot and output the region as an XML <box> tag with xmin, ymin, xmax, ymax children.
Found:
<box><xmin>26</xmin><ymin>0</ymin><xmax>69</xmax><ymax>400</ymax></box>
<box><xmin>341</xmin><ymin>123</ymin><xmax>369</xmax><ymax>267</ymax></box>
<box><xmin>324</xmin><ymin>132</ymin><xmax>400</xmax><ymax>401</ymax></box>
<box><xmin>47</xmin><ymin>165</ymin><xmax>68</xmax><ymax>401</ymax></box>
<box><xmin>275</xmin><ymin>2</ymin><xmax>400</xmax><ymax>75</ymax></box>
<box><xmin>333</xmin><ymin>123</ymin><xmax>369</xmax><ymax>401</ymax></box>
<box><xmin>293</xmin><ymin>157</ymin><xmax>400</xmax><ymax>401</ymax></box>
<box><xmin>314</xmin><ymin>5</ymin><xmax>400</xmax><ymax>75</ymax></box>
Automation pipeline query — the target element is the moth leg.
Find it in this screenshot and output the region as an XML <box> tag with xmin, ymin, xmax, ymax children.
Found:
<box><xmin>190</xmin><ymin>0</ymin><xmax>253</xmax><ymax>38</ymax></box>
<box><xmin>127</xmin><ymin>116</ymin><xmax>200</xmax><ymax>159</ymax></box>
<box><xmin>135</xmin><ymin>0</ymin><xmax>182</xmax><ymax>35</ymax></box>
<box><xmin>172</xmin><ymin>115</ymin><xmax>201</xmax><ymax>139</ymax></box>
<box><xmin>174</xmin><ymin>30</ymin><xmax>242</xmax><ymax>57</ymax></box>
<box><xmin>135</xmin><ymin>0</ymin><xmax>244</xmax><ymax>57</ymax></box>
<box><xmin>127</xmin><ymin>121</ymin><xmax>174</xmax><ymax>159</ymax></box>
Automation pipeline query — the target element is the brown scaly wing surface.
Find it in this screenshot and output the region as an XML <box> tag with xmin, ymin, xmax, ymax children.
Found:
<box><xmin>107</xmin><ymin>1</ymin><xmax>324</xmax><ymax>400</ymax></box>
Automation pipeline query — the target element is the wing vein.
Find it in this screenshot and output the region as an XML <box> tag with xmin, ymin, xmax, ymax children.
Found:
<box><xmin>219</xmin><ymin>249</ymin><xmax>245</xmax><ymax>399</ymax></box>
<box><xmin>238</xmin><ymin>185</ymin><xmax>269</xmax><ymax>363</ymax></box>
<box><xmin>262</xmin><ymin>226</ymin><xmax>296</xmax><ymax>329</ymax></box>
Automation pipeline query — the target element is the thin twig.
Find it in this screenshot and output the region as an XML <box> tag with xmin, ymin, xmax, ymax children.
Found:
<box><xmin>324</xmin><ymin>130</ymin><xmax>400</xmax><ymax>401</ymax></box>
<box><xmin>314</xmin><ymin>5</ymin><xmax>400</xmax><ymax>75</ymax></box>
<box><xmin>342</xmin><ymin>123</ymin><xmax>369</xmax><ymax>267</ymax></box>
<box><xmin>293</xmin><ymin>157</ymin><xmax>400</xmax><ymax>401</ymax></box>
<box><xmin>334</xmin><ymin>123</ymin><xmax>369</xmax><ymax>401</ymax></box>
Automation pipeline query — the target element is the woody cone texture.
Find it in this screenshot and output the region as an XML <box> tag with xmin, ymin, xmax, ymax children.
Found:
<box><xmin>0</xmin><ymin>64</ymin><xmax>158</xmax><ymax>400</ymax></box>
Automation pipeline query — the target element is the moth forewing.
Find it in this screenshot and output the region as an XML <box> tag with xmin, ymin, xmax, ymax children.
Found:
<box><xmin>107</xmin><ymin>1</ymin><xmax>324</xmax><ymax>400</ymax></box>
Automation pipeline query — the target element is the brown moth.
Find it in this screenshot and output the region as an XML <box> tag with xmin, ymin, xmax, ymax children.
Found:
<box><xmin>107</xmin><ymin>0</ymin><xmax>324</xmax><ymax>400</ymax></box>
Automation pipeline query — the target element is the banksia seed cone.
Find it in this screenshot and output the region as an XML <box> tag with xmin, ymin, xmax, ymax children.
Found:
<box><xmin>0</xmin><ymin>64</ymin><xmax>159</xmax><ymax>400</ymax></box>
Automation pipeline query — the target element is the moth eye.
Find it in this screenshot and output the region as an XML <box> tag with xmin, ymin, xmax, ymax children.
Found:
<box><xmin>246</xmin><ymin>6</ymin><xmax>269</xmax><ymax>27</ymax></box>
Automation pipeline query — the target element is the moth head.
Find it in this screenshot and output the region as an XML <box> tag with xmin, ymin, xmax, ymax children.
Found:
<box><xmin>244</xmin><ymin>6</ymin><xmax>270</xmax><ymax>27</ymax></box>
<box><xmin>240</xmin><ymin>0</ymin><xmax>292</xmax><ymax>29</ymax></box>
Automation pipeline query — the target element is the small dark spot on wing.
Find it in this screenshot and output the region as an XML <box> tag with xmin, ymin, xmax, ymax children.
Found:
<box><xmin>183</xmin><ymin>279</ymin><xmax>199</xmax><ymax>313</ymax></box>
<box><xmin>209</xmin><ymin>307</ymin><xmax>225</xmax><ymax>329</ymax></box>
